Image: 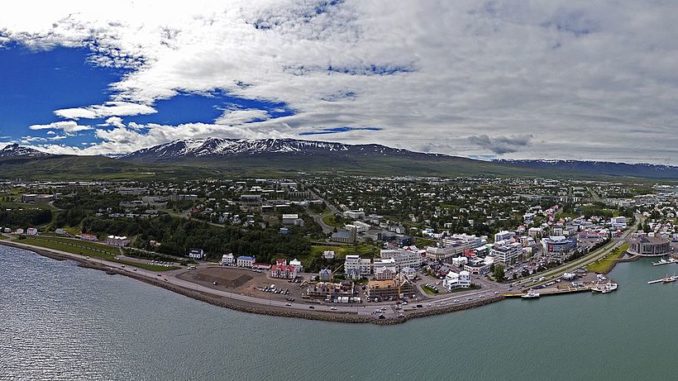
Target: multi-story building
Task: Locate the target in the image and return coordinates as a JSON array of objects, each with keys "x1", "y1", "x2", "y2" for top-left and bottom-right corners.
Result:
[
  {"x1": 490, "y1": 243, "x2": 523, "y2": 266},
  {"x1": 443, "y1": 270, "x2": 471, "y2": 290},
  {"x1": 236, "y1": 255, "x2": 255, "y2": 268},
  {"x1": 379, "y1": 249, "x2": 421, "y2": 270},
  {"x1": 344, "y1": 255, "x2": 372, "y2": 279}
]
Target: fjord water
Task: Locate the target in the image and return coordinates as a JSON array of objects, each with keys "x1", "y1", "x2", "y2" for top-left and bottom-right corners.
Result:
[{"x1": 1, "y1": 246, "x2": 677, "y2": 381}]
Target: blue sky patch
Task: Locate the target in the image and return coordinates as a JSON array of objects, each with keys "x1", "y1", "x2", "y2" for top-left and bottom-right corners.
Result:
[{"x1": 299, "y1": 126, "x2": 381, "y2": 136}]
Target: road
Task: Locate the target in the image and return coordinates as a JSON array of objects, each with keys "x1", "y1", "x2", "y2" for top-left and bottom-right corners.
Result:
[{"x1": 515, "y1": 214, "x2": 641, "y2": 288}]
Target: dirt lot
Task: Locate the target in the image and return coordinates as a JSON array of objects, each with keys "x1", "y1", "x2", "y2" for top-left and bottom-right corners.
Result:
[{"x1": 177, "y1": 266, "x2": 310, "y2": 303}]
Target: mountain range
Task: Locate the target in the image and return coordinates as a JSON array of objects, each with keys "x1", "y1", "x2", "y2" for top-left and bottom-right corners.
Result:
[{"x1": 2, "y1": 138, "x2": 678, "y2": 180}]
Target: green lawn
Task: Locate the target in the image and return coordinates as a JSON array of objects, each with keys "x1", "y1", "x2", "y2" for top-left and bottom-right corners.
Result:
[
  {"x1": 20, "y1": 236, "x2": 118, "y2": 260},
  {"x1": 321, "y1": 212, "x2": 345, "y2": 228},
  {"x1": 587, "y1": 243, "x2": 629, "y2": 274},
  {"x1": 19, "y1": 236, "x2": 181, "y2": 272}
]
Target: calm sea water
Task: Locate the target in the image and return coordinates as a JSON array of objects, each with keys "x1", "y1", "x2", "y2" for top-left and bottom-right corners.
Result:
[{"x1": 1, "y1": 245, "x2": 678, "y2": 381}]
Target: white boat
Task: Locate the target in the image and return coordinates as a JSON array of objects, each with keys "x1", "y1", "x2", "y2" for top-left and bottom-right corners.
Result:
[
  {"x1": 521, "y1": 290, "x2": 540, "y2": 299},
  {"x1": 593, "y1": 282, "x2": 618, "y2": 293}
]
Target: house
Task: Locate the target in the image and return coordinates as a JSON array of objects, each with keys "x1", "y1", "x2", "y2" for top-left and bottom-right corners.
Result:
[
  {"x1": 400, "y1": 266, "x2": 417, "y2": 280},
  {"x1": 271, "y1": 259, "x2": 298, "y2": 279},
  {"x1": 106, "y1": 235, "x2": 130, "y2": 247},
  {"x1": 26, "y1": 227, "x2": 38, "y2": 236},
  {"x1": 319, "y1": 268, "x2": 333, "y2": 281},
  {"x1": 237, "y1": 256, "x2": 256, "y2": 268},
  {"x1": 188, "y1": 248, "x2": 205, "y2": 260},
  {"x1": 289, "y1": 258, "x2": 304, "y2": 273},
  {"x1": 322, "y1": 250, "x2": 335, "y2": 260},
  {"x1": 80, "y1": 233, "x2": 98, "y2": 242},
  {"x1": 374, "y1": 266, "x2": 396, "y2": 280},
  {"x1": 221, "y1": 253, "x2": 235, "y2": 266}
]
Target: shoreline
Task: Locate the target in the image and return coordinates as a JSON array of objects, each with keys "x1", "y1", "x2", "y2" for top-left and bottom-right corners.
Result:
[{"x1": 0, "y1": 240, "x2": 504, "y2": 325}]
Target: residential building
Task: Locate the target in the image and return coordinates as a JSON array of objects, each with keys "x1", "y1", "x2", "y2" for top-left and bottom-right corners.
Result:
[
  {"x1": 271, "y1": 259, "x2": 298, "y2": 279},
  {"x1": 319, "y1": 268, "x2": 333, "y2": 281},
  {"x1": 494, "y1": 230, "x2": 515, "y2": 242},
  {"x1": 188, "y1": 248, "x2": 205, "y2": 260},
  {"x1": 237, "y1": 255, "x2": 256, "y2": 268},
  {"x1": 221, "y1": 253, "x2": 235, "y2": 266},
  {"x1": 344, "y1": 255, "x2": 372, "y2": 279},
  {"x1": 106, "y1": 235, "x2": 130, "y2": 247}
]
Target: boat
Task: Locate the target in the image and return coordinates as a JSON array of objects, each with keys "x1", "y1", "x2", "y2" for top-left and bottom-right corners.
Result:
[
  {"x1": 521, "y1": 290, "x2": 540, "y2": 299},
  {"x1": 652, "y1": 258, "x2": 671, "y2": 266},
  {"x1": 662, "y1": 275, "x2": 678, "y2": 284},
  {"x1": 592, "y1": 282, "x2": 618, "y2": 293},
  {"x1": 652, "y1": 258, "x2": 677, "y2": 266}
]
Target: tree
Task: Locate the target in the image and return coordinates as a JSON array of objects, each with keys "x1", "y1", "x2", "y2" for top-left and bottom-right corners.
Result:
[{"x1": 493, "y1": 264, "x2": 506, "y2": 282}]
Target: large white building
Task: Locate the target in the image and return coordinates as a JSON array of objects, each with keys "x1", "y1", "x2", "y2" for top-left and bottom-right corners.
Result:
[
  {"x1": 425, "y1": 234, "x2": 485, "y2": 262},
  {"x1": 443, "y1": 270, "x2": 471, "y2": 290},
  {"x1": 221, "y1": 253, "x2": 235, "y2": 266},
  {"x1": 494, "y1": 230, "x2": 515, "y2": 243},
  {"x1": 490, "y1": 243, "x2": 523, "y2": 266},
  {"x1": 236, "y1": 255, "x2": 255, "y2": 268},
  {"x1": 344, "y1": 255, "x2": 372, "y2": 279},
  {"x1": 380, "y1": 249, "x2": 421, "y2": 270}
]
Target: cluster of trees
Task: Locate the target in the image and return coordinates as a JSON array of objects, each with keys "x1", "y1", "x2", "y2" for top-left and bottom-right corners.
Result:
[
  {"x1": 0, "y1": 208, "x2": 52, "y2": 228},
  {"x1": 82, "y1": 214, "x2": 311, "y2": 263}
]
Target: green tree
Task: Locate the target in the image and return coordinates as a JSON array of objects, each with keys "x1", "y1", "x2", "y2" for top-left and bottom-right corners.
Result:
[{"x1": 493, "y1": 264, "x2": 506, "y2": 282}]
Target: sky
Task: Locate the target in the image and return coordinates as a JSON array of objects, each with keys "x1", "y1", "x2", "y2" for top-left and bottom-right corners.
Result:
[{"x1": 1, "y1": 0, "x2": 678, "y2": 163}]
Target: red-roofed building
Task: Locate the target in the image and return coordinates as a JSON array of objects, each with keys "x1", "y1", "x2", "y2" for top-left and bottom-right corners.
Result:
[{"x1": 271, "y1": 259, "x2": 298, "y2": 279}]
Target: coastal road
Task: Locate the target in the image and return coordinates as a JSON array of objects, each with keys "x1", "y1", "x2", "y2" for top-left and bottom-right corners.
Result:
[{"x1": 515, "y1": 215, "x2": 641, "y2": 289}]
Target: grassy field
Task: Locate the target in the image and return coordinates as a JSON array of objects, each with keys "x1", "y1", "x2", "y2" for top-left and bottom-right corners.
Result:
[
  {"x1": 321, "y1": 211, "x2": 344, "y2": 228},
  {"x1": 587, "y1": 243, "x2": 630, "y2": 274},
  {"x1": 19, "y1": 236, "x2": 180, "y2": 272},
  {"x1": 20, "y1": 236, "x2": 119, "y2": 260}
]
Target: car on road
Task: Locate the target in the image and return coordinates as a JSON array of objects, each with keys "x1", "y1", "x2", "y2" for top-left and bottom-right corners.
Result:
[
  {"x1": 309, "y1": 306, "x2": 315, "y2": 309},
  {"x1": 285, "y1": 303, "x2": 292, "y2": 307},
  {"x1": 330, "y1": 307, "x2": 337, "y2": 311}
]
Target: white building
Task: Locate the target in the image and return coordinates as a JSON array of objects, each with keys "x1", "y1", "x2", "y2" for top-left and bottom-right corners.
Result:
[
  {"x1": 494, "y1": 230, "x2": 515, "y2": 242},
  {"x1": 344, "y1": 210, "x2": 365, "y2": 220},
  {"x1": 188, "y1": 248, "x2": 205, "y2": 260},
  {"x1": 106, "y1": 235, "x2": 130, "y2": 247},
  {"x1": 380, "y1": 249, "x2": 421, "y2": 270},
  {"x1": 443, "y1": 270, "x2": 471, "y2": 290},
  {"x1": 289, "y1": 258, "x2": 304, "y2": 273},
  {"x1": 26, "y1": 227, "x2": 39, "y2": 236},
  {"x1": 344, "y1": 255, "x2": 372, "y2": 279},
  {"x1": 282, "y1": 214, "x2": 304, "y2": 226},
  {"x1": 221, "y1": 253, "x2": 235, "y2": 266},
  {"x1": 425, "y1": 234, "x2": 485, "y2": 262},
  {"x1": 372, "y1": 257, "x2": 397, "y2": 280},
  {"x1": 236, "y1": 255, "x2": 255, "y2": 268},
  {"x1": 400, "y1": 266, "x2": 417, "y2": 280},
  {"x1": 452, "y1": 257, "x2": 468, "y2": 267},
  {"x1": 490, "y1": 243, "x2": 523, "y2": 266}
]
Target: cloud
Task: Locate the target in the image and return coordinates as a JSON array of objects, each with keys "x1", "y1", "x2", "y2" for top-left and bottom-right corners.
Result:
[
  {"x1": 1, "y1": 1, "x2": 678, "y2": 162},
  {"x1": 54, "y1": 101, "x2": 156, "y2": 119},
  {"x1": 214, "y1": 109, "x2": 269, "y2": 125},
  {"x1": 468, "y1": 134, "x2": 533, "y2": 155},
  {"x1": 28, "y1": 120, "x2": 92, "y2": 135}
]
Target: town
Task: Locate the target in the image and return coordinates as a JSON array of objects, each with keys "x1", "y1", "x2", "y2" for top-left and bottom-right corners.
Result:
[{"x1": 2, "y1": 175, "x2": 677, "y2": 321}]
